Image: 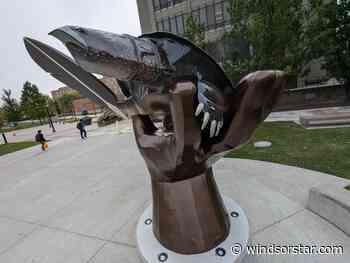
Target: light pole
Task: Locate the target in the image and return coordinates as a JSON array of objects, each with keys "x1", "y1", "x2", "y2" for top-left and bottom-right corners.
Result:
[
  {"x1": 46, "y1": 107, "x2": 56, "y2": 133},
  {"x1": 1, "y1": 133, "x2": 8, "y2": 144}
]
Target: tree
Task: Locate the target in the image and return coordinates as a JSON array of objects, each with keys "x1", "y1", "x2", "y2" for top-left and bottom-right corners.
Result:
[
  {"x1": 57, "y1": 92, "x2": 80, "y2": 114},
  {"x1": 20, "y1": 81, "x2": 47, "y2": 122},
  {"x1": 224, "y1": 0, "x2": 309, "y2": 84},
  {"x1": 183, "y1": 16, "x2": 206, "y2": 49},
  {"x1": 0, "y1": 108, "x2": 5, "y2": 128},
  {"x1": 1, "y1": 89, "x2": 22, "y2": 123},
  {"x1": 306, "y1": 0, "x2": 350, "y2": 94},
  {"x1": 46, "y1": 96, "x2": 60, "y2": 115}
]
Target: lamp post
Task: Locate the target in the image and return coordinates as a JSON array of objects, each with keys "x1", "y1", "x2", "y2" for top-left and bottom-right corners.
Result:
[
  {"x1": 1, "y1": 133, "x2": 8, "y2": 144},
  {"x1": 46, "y1": 107, "x2": 56, "y2": 133}
]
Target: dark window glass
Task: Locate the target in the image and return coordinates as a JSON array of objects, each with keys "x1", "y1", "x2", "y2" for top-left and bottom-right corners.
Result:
[
  {"x1": 215, "y1": 2, "x2": 224, "y2": 25},
  {"x1": 157, "y1": 21, "x2": 163, "y2": 31},
  {"x1": 163, "y1": 18, "x2": 171, "y2": 32},
  {"x1": 223, "y1": 1, "x2": 231, "y2": 24},
  {"x1": 176, "y1": 15, "x2": 185, "y2": 34},
  {"x1": 170, "y1": 17, "x2": 177, "y2": 33},
  {"x1": 153, "y1": 0, "x2": 160, "y2": 11},
  {"x1": 173, "y1": 0, "x2": 184, "y2": 4},
  {"x1": 160, "y1": 0, "x2": 170, "y2": 9},
  {"x1": 207, "y1": 5, "x2": 215, "y2": 29},
  {"x1": 200, "y1": 7, "x2": 207, "y2": 29}
]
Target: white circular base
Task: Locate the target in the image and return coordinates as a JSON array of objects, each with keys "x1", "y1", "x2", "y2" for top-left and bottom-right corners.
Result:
[{"x1": 136, "y1": 197, "x2": 250, "y2": 263}]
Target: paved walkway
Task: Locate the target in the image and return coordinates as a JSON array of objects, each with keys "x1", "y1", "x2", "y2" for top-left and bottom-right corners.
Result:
[
  {"x1": 3, "y1": 120, "x2": 132, "y2": 143},
  {"x1": 0, "y1": 130, "x2": 349, "y2": 262}
]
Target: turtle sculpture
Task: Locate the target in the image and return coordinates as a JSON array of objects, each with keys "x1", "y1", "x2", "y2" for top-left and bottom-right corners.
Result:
[{"x1": 24, "y1": 26, "x2": 288, "y2": 260}]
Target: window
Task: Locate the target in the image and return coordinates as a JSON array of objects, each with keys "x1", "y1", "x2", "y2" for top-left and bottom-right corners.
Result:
[
  {"x1": 207, "y1": 4, "x2": 216, "y2": 29},
  {"x1": 157, "y1": 21, "x2": 163, "y2": 31},
  {"x1": 156, "y1": 1, "x2": 232, "y2": 34},
  {"x1": 223, "y1": 1, "x2": 231, "y2": 25},
  {"x1": 163, "y1": 18, "x2": 171, "y2": 32},
  {"x1": 159, "y1": 0, "x2": 171, "y2": 9},
  {"x1": 170, "y1": 17, "x2": 177, "y2": 33},
  {"x1": 173, "y1": 0, "x2": 185, "y2": 4},
  {"x1": 215, "y1": 2, "x2": 224, "y2": 26},
  {"x1": 200, "y1": 7, "x2": 207, "y2": 28},
  {"x1": 176, "y1": 15, "x2": 185, "y2": 34},
  {"x1": 152, "y1": 0, "x2": 160, "y2": 11}
]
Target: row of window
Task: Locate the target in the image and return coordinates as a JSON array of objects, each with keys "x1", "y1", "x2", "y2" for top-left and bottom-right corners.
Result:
[
  {"x1": 152, "y1": 0, "x2": 186, "y2": 11},
  {"x1": 156, "y1": 1, "x2": 231, "y2": 35}
]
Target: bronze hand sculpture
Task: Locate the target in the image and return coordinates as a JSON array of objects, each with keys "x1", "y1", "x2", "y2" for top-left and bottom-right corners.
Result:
[
  {"x1": 23, "y1": 26, "x2": 288, "y2": 256},
  {"x1": 132, "y1": 72, "x2": 287, "y2": 254}
]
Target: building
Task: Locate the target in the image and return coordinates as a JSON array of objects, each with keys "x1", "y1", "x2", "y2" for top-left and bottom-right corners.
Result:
[
  {"x1": 136, "y1": 0, "x2": 328, "y2": 88},
  {"x1": 51, "y1": 86, "x2": 101, "y2": 114},
  {"x1": 51, "y1": 86, "x2": 75, "y2": 100},
  {"x1": 72, "y1": 98, "x2": 100, "y2": 114},
  {"x1": 137, "y1": 0, "x2": 233, "y2": 62}
]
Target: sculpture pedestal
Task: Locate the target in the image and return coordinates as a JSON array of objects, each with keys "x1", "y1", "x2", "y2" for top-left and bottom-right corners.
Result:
[{"x1": 137, "y1": 197, "x2": 249, "y2": 263}]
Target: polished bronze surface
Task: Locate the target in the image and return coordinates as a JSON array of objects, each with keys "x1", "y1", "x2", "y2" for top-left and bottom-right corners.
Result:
[
  {"x1": 151, "y1": 170, "x2": 229, "y2": 254},
  {"x1": 24, "y1": 28, "x2": 288, "y2": 255}
]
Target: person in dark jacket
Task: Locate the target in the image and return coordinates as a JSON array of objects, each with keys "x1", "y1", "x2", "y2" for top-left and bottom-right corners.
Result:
[
  {"x1": 77, "y1": 119, "x2": 87, "y2": 139},
  {"x1": 35, "y1": 130, "x2": 47, "y2": 151}
]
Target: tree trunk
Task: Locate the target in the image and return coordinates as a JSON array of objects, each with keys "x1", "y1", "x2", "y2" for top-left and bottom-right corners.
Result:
[{"x1": 345, "y1": 81, "x2": 350, "y2": 102}]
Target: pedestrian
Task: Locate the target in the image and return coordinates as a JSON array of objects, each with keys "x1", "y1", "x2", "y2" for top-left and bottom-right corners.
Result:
[
  {"x1": 35, "y1": 130, "x2": 47, "y2": 151},
  {"x1": 77, "y1": 119, "x2": 87, "y2": 139}
]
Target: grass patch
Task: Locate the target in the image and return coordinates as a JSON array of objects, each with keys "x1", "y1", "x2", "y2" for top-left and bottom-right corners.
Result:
[
  {"x1": 226, "y1": 122, "x2": 350, "y2": 180},
  {"x1": 0, "y1": 123, "x2": 46, "y2": 133},
  {"x1": 0, "y1": 142, "x2": 39, "y2": 156}
]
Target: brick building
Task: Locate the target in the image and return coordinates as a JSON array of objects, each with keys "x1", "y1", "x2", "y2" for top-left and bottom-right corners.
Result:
[
  {"x1": 51, "y1": 86, "x2": 75, "y2": 100},
  {"x1": 72, "y1": 98, "x2": 100, "y2": 114}
]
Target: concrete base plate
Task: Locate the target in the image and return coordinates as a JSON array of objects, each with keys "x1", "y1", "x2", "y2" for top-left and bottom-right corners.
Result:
[{"x1": 136, "y1": 197, "x2": 249, "y2": 263}]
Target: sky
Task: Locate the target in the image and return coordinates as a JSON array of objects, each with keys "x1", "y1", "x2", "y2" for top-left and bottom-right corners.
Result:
[{"x1": 0, "y1": 0, "x2": 141, "y2": 100}]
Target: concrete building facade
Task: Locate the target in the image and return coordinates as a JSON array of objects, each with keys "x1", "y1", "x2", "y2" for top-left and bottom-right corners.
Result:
[
  {"x1": 136, "y1": 0, "x2": 329, "y2": 88},
  {"x1": 137, "y1": 0, "x2": 233, "y2": 62}
]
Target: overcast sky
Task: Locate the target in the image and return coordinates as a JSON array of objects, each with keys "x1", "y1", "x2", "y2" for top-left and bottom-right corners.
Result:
[{"x1": 0, "y1": 0, "x2": 141, "y2": 100}]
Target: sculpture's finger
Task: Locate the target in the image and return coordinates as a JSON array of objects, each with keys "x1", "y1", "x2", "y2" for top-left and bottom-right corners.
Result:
[
  {"x1": 215, "y1": 121, "x2": 223, "y2": 137},
  {"x1": 201, "y1": 112, "x2": 210, "y2": 130},
  {"x1": 195, "y1": 103, "x2": 204, "y2": 116},
  {"x1": 132, "y1": 115, "x2": 145, "y2": 137},
  {"x1": 210, "y1": 120, "x2": 217, "y2": 138}
]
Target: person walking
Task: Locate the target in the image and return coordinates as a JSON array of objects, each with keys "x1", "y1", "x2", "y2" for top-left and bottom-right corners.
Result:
[
  {"x1": 35, "y1": 130, "x2": 47, "y2": 151},
  {"x1": 77, "y1": 119, "x2": 87, "y2": 139}
]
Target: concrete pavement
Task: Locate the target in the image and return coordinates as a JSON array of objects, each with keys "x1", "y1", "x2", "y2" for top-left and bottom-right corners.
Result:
[
  {"x1": 3, "y1": 120, "x2": 132, "y2": 143},
  {"x1": 0, "y1": 128, "x2": 349, "y2": 262}
]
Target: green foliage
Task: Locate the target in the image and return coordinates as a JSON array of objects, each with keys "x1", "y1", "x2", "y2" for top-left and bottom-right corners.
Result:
[
  {"x1": 20, "y1": 81, "x2": 47, "y2": 121},
  {"x1": 183, "y1": 16, "x2": 206, "y2": 49},
  {"x1": 1, "y1": 89, "x2": 22, "y2": 123},
  {"x1": 57, "y1": 92, "x2": 80, "y2": 114},
  {"x1": 225, "y1": 0, "x2": 308, "y2": 84},
  {"x1": 0, "y1": 141, "x2": 39, "y2": 156},
  {"x1": 306, "y1": 0, "x2": 350, "y2": 84},
  {"x1": 0, "y1": 109, "x2": 5, "y2": 128},
  {"x1": 46, "y1": 96, "x2": 60, "y2": 115}
]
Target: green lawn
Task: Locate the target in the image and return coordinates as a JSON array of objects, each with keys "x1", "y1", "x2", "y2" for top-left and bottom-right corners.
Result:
[
  {"x1": 0, "y1": 142, "x2": 39, "y2": 156},
  {"x1": 226, "y1": 122, "x2": 350, "y2": 180},
  {"x1": 0, "y1": 122, "x2": 46, "y2": 133}
]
